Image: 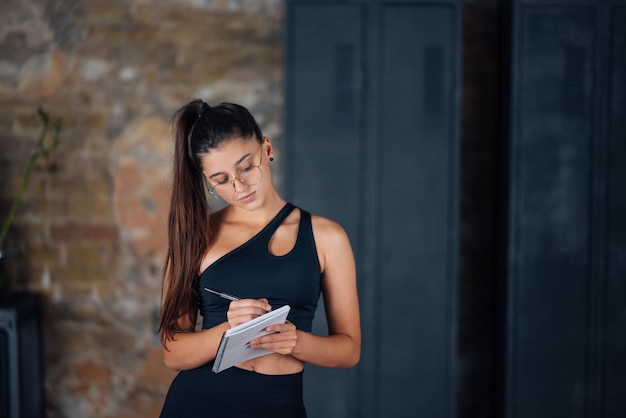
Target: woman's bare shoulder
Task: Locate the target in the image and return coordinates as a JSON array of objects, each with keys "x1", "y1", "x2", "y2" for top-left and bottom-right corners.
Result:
[
  {"x1": 310, "y1": 214, "x2": 351, "y2": 246},
  {"x1": 308, "y1": 213, "x2": 355, "y2": 276}
]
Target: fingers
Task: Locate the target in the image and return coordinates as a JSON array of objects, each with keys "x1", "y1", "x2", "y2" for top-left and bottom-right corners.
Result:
[
  {"x1": 226, "y1": 298, "x2": 271, "y2": 328},
  {"x1": 249, "y1": 322, "x2": 298, "y2": 355},
  {"x1": 263, "y1": 322, "x2": 295, "y2": 334}
]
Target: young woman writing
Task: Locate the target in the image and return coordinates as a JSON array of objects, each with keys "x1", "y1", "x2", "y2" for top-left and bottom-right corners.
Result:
[{"x1": 159, "y1": 101, "x2": 361, "y2": 417}]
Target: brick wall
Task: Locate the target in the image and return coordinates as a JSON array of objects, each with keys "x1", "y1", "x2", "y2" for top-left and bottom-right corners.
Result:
[{"x1": 0, "y1": 1, "x2": 283, "y2": 416}]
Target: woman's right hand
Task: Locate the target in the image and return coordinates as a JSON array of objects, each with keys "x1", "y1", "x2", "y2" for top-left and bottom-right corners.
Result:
[{"x1": 226, "y1": 298, "x2": 271, "y2": 328}]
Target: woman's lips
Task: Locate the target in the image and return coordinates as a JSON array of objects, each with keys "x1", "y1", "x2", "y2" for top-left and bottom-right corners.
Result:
[{"x1": 238, "y1": 191, "x2": 255, "y2": 203}]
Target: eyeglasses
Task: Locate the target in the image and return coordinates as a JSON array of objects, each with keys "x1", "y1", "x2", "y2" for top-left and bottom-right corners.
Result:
[{"x1": 207, "y1": 147, "x2": 264, "y2": 199}]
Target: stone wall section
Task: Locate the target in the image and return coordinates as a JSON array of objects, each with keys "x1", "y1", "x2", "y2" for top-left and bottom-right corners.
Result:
[{"x1": 0, "y1": 1, "x2": 284, "y2": 416}]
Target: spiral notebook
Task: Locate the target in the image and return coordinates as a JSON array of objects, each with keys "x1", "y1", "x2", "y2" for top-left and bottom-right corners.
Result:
[{"x1": 212, "y1": 304, "x2": 291, "y2": 373}]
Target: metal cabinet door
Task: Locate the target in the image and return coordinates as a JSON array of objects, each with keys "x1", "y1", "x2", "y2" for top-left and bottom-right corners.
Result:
[{"x1": 285, "y1": 1, "x2": 461, "y2": 417}]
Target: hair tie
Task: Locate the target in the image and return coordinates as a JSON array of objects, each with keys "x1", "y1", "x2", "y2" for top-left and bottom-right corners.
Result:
[
  {"x1": 198, "y1": 101, "x2": 209, "y2": 118},
  {"x1": 188, "y1": 101, "x2": 209, "y2": 166}
]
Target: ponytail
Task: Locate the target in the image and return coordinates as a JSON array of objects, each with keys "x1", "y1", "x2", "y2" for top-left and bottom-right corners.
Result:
[
  {"x1": 158, "y1": 99, "x2": 264, "y2": 346},
  {"x1": 159, "y1": 100, "x2": 211, "y2": 345}
]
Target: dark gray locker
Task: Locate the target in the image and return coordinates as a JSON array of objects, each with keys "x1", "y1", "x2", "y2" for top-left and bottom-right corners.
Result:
[
  {"x1": 286, "y1": 4, "x2": 363, "y2": 418},
  {"x1": 285, "y1": 1, "x2": 461, "y2": 417},
  {"x1": 379, "y1": 6, "x2": 459, "y2": 417},
  {"x1": 505, "y1": 1, "x2": 626, "y2": 417}
]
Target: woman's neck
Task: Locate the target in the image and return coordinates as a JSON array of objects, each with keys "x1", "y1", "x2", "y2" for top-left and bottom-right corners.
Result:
[{"x1": 226, "y1": 190, "x2": 286, "y2": 226}]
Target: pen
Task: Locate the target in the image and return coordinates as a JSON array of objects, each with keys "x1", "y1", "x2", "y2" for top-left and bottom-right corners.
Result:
[{"x1": 204, "y1": 288, "x2": 241, "y2": 301}]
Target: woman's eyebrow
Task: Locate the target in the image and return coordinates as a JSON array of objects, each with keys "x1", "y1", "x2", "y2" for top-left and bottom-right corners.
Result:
[{"x1": 207, "y1": 152, "x2": 253, "y2": 178}]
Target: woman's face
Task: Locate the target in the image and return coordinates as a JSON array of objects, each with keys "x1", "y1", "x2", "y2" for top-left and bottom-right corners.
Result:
[{"x1": 200, "y1": 136, "x2": 274, "y2": 209}]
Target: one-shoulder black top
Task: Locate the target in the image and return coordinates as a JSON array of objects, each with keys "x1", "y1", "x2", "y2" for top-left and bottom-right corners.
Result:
[{"x1": 198, "y1": 203, "x2": 321, "y2": 332}]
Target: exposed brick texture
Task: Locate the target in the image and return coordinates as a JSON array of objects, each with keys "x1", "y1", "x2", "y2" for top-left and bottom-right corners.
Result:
[{"x1": 0, "y1": 1, "x2": 283, "y2": 416}]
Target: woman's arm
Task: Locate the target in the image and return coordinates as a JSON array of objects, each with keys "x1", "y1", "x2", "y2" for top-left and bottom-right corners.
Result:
[
  {"x1": 162, "y1": 285, "x2": 271, "y2": 371},
  {"x1": 162, "y1": 324, "x2": 229, "y2": 371},
  {"x1": 250, "y1": 217, "x2": 361, "y2": 368}
]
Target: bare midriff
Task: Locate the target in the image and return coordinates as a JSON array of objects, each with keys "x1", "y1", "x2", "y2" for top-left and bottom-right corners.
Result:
[{"x1": 236, "y1": 353, "x2": 304, "y2": 375}]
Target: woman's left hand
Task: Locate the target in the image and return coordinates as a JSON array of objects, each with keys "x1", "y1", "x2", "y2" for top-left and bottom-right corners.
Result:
[{"x1": 249, "y1": 321, "x2": 298, "y2": 355}]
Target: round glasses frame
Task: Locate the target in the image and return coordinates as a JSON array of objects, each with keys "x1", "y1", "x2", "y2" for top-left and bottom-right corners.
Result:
[{"x1": 206, "y1": 149, "x2": 265, "y2": 200}]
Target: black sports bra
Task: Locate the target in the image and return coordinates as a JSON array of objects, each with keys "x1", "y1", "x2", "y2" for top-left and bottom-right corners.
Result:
[{"x1": 198, "y1": 203, "x2": 321, "y2": 332}]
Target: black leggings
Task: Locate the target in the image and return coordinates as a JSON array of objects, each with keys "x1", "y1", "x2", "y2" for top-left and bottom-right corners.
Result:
[{"x1": 160, "y1": 362, "x2": 307, "y2": 418}]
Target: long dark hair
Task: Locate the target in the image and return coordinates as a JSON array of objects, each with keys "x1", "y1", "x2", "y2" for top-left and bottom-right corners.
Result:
[{"x1": 159, "y1": 100, "x2": 263, "y2": 345}]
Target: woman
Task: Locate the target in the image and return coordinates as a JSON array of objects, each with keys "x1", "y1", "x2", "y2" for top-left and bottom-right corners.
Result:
[{"x1": 159, "y1": 100, "x2": 361, "y2": 417}]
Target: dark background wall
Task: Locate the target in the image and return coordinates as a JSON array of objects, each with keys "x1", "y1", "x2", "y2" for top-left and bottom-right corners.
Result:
[{"x1": 286, "y1": 0, "x2": 625, "y2": 417}]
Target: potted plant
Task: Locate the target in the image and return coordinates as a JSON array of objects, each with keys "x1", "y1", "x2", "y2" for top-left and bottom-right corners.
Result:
[{"x1": 0, "y1": 107, "x2": 61, "y2": 297}]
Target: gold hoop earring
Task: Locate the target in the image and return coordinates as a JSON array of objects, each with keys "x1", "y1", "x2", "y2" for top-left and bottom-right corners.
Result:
[{"x1": 207, "y1": 188, "x2": 223, "y2": 201}]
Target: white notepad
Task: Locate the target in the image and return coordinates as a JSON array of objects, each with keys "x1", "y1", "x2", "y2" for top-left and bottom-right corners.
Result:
[{"x1": 212, "y1": 305, "x2": 291, "y2": 373}]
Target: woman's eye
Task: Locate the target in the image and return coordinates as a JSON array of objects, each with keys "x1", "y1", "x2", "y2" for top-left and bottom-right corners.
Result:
[
  {"x1": 215, "y1": 177, "x2": 229, "y2": 185},
  {"x1": 241, "y1": 165, "x2": 254, "y2": 172}
]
